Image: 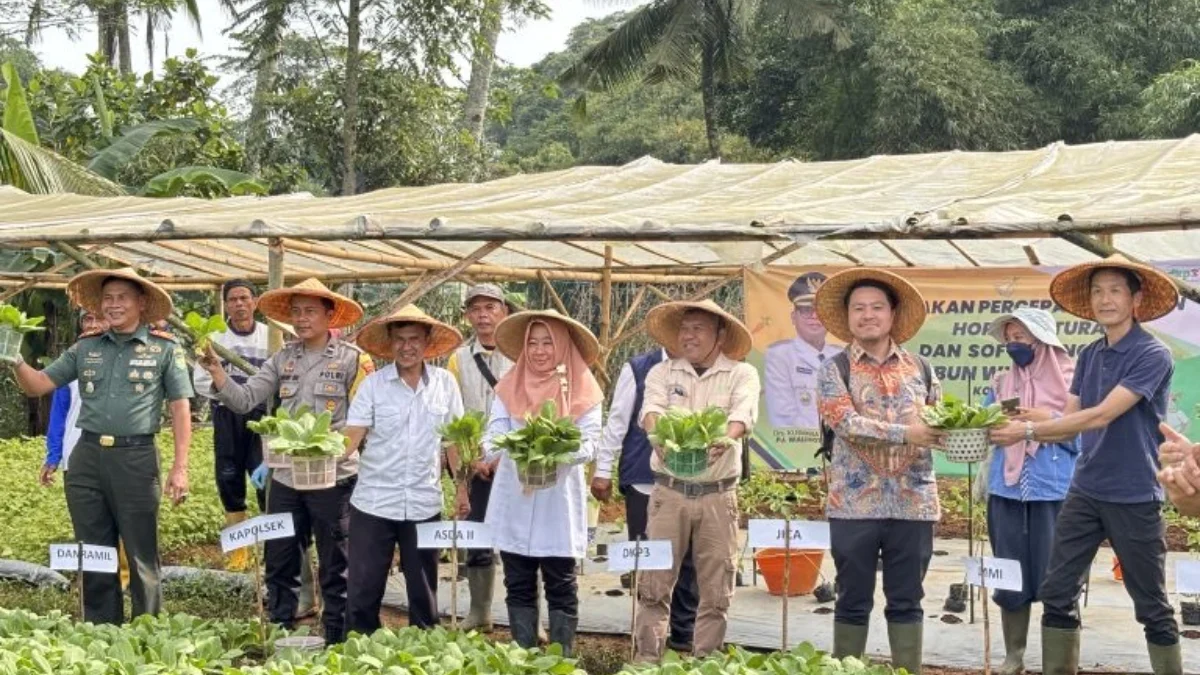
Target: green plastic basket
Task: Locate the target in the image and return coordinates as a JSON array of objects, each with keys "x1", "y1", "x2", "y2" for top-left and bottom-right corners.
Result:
[{"x1": 665, "y1": 450, "x2": 707, "y2": 477}]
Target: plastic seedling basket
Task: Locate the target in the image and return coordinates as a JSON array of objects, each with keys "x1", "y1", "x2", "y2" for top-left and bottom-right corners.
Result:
[
  {"x1": 291, "y1": 455, "x2": 337, "y2": 490},
  {"x1": 940, "y1": 428, "x2": 991, "y2": 463},
  {"x1": 0, "y1": 325, "x2": 22, "y2": 362},
  {"x1": 664, "y1": 450, "x2": 707, "y2": 477},
  {"x1": 261, "y1": 436, "x2": 291, "y2": 469},
  {"x1": 517, "y1": 461, "x2": 558, "y2": 490}
]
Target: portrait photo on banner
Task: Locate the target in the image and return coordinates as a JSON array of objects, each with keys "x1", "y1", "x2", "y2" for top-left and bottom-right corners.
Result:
[{"x1": 742, "y1": 262, "x2": 1200, "y2": 476}]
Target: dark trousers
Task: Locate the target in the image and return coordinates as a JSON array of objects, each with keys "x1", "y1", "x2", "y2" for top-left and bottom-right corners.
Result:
[
  {"x1": 466, "y1": 475, "x2": 493, "y2": 568},
  {"x1": 987, "y1": 495, "x2": 1061, "y2": 610},
  {"x1": 265, "y1": 478, "x2": 353, "y2": 642},
  {"x1": 1039, "y1": 490, "x2": 1178, "y2": 645},
  {"x1": 830, "y1": 518, "x2": 933, "y2": 625},
  {"x1": 347, "y1": 507, "x2": 440, "y2": 633},
  {"x1": 624, "y1": 485, "x2": 698, "y2": 644},
  {"x1": 500, "y1": 552, "x2": 578, "y2": 615},
  {"x1": 64, "y1": 439, "x2": 161, "y2": 624},
  {"x1": 212, "y1": 405, "x2": 265, "y2": 513}
]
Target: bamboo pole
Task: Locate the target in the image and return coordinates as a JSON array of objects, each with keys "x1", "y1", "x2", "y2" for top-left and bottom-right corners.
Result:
[
  {"x1": 283, "y1": 239, "x2": 723, "y2": 283},
  {"x1": 1057, "y1": 231, "x2": 1200, "y2": 305},
  {"x1": 267, "y1": 238, "x2": 285, "y2": 354},
  {"x1": 612, "y1": 286, "x2": 648, "y2": 346},
  {"x1": 385, "y1": 241, "x2": 505, "y2": 312},
  {"x1": 537, "y1": 272, "x2": 570, "y2": 316},
  {"x1": 599, "y1": 245, "x2": 613, "y2": 352}
]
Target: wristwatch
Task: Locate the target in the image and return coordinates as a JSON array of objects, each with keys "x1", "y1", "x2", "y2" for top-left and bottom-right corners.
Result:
[{"x1": 1024, "y1": 421, "x2": 1035, "y2": 443}]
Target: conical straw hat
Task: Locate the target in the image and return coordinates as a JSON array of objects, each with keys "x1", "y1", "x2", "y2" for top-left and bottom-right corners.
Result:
[
  {"x1": 355, "y1": 304, "x2": 463, "y2": 360},
  {"x1": 494, "y1": 309, "x2": 601, "y2": 365},
  {"x1": 814, "y1": 268, "x2": 927, "y2": 344},
  {"x1": 66, "y1": 267, "x2": 174, "y2": 324},
  {"x1": 256, "y1": 278, "x2": 364, "y2": 329},
  {"x1": 1049, "y1": 254, "x2": 1179, "y2": 322},
  {"x1": 645, "y1": 299, "x2": 752, "y2": 361}
]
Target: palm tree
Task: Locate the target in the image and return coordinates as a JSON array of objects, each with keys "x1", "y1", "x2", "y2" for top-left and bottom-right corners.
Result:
[
  {"x1": 25, "y1": 0, "x2": 207, "y2": 73},
  {"x1": 559, "y1": 0, "x2": 848, "y2": 159}
]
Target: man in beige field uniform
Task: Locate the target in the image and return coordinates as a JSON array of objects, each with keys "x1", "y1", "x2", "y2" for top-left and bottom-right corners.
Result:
[{"x1": 633, "y1": 299, "x2": 760, "y2": 660}]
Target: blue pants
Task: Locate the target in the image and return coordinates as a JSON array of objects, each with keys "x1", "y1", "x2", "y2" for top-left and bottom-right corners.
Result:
[{"x1": 986, "y1": 495, "x2": 1060, "y2": 611}]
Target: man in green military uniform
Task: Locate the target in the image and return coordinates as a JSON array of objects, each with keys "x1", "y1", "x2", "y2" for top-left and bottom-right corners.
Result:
[{"x1": 4, "y1": 267, "x2": 193, "y2": 624}]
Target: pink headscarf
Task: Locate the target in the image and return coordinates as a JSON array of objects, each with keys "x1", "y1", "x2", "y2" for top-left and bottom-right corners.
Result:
[{"x1": 995, "y1": 336, "x2": 1075, "y2": 486}]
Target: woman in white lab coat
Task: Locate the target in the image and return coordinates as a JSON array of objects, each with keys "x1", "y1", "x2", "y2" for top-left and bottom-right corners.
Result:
[{"x1": 483, "y1": 310, "x2": 602, "y2": 656}]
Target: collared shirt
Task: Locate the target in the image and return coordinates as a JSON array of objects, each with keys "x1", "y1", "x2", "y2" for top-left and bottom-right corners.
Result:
[
  {"x1": 817, "y1": 341, "x2": 941, "y2": 521},
  {"x1": 44, "y1": 324, "x2": 194, "y2": 436},
  {"x1": 595, "y1": 348, "x2": 667, "y2": 493},
  {"x1": 214, "y1": 335, "x2": 373, "y2": 488},
  {"x1": 1070, "y1": 322, "x2": 1173, "y2": 504},
  {"x1": 447, "y1": 338, "x2": 513, "y2": 416},
  {"x1": 639, "y1": 353, "x2": 761, "y2": 483},
  {"x1": 764, "y1": 337, "x2": 843, "y2": 429},
  {"x1": 347, "y1": 364, "x2": 464, "y2": 521}
]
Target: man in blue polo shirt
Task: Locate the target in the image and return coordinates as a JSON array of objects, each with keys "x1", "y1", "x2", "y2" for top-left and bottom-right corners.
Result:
[{"x1": 991, "y1": 255, "x2": 1182, "y2": 675}]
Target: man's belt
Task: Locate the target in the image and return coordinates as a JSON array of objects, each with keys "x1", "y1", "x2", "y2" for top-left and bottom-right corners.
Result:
[
  {"x1": 81, "y1": 431, "x2": 155, "y2": 448},
  {"x1": 654, "y1": 474, "x2": 738, "y2": 498}
]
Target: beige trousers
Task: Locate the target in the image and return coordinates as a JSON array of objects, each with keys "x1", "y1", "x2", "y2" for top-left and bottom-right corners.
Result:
[{"x1": 633, "y1": 484, "x2": 739, "y2": 661}]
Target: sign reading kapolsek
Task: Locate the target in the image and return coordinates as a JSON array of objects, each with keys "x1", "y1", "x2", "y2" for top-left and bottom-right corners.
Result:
[
  {"x1": 220, "y1": 513, "x2": 296, "y2": 553},
  {"x1": 49, "y1": 543, "x2": 120, "y2": 573}
]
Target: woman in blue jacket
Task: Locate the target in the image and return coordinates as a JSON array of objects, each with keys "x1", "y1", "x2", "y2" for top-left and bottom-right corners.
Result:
[{"x1": 985, "y1": 307, "x2": 1078, "y2": 675}]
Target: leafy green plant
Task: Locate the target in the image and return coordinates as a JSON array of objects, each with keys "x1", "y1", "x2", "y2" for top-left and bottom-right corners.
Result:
[
  {"x1": 246, "y1": 405, "x2": 311, "y2": 438},
  {"x1": 0, "y1": 303, "x2": 45, "y2": 334},
  {"x1": 616, "y1": 641, "x2": 899, "y2": 675},
  {"x1": 494, "y1": 401, "x2": 582, "y2": 471},
  {"x1": 184, "y1": 310, "x2": 228, "y2": 356},
  {"x1": 921, "y1": 394, "x2": 1007, "y2": 430},
  {"x1": 739, "y1": 471, "x2": 813, "y2": 521},
  {"x1": 268, "y1": 411, "x2": 346, "y2": 458},
  {"x1": 0, "y1": 431, "x2": 228, "y2": 562},
  {"x1": 439, "y1": 410, "x2": 487, "y2": 478},
  {"x1": 649, "y1": 406, "x2": 731, "y2": 456}
]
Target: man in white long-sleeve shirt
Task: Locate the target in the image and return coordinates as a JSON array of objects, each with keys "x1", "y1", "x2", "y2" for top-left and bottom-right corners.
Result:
[
  {"x1": 591, "y1": 347, "x2": 699, "y2": 652},
  {"x1": 192, "y1": 280, "x2": 271, "y2": 571}
]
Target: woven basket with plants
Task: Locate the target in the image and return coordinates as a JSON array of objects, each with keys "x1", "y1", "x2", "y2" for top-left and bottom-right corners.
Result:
[
  {"x1": 493, "y1": 401, "x2": 581, "y2": 491},
  {"x1": 247, "y1": 406, "x2": 315, "y2": 469},
  {"x1": 920, "y1": 394, "x2": 1008, "y2": 463},
  {"x1": 262, "y1": 410, "x2": 346, "y2": 490},
  {"x1": 649, "y1": 406, "x2": 731, "y2": 477}
]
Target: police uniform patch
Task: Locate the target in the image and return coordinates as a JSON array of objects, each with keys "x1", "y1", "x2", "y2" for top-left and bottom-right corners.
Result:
[
  {"x1": 325, "y1": 400, "x2": 337, "y2": 411},
  {"x1": 84, "y1": 382, "x2": 95, "y2": 394},
  {"x1": 796, "y1": 366, "x2": 814, "y2": 375},
  {"x1": 130, "y1": 359, "x2": 157, "y2": 368},
  {"x1": 143, "y1": 370, "x2": 154, "y2": 380},
  {"x1": 130, "y1": 370, "x2": 141, "y2": 380},
  {"x1": 135, "y1": 383, "x2": 145, "y2": 393},
  {"x1": 82, "y1": 370, "x2": 96, "y2": 378},
  {"x1": 135, "y1": 345, "x2": 146, "y2": 354},
  {"x1": 149, "y1": 345, "x2": 163, "y2": 354}
]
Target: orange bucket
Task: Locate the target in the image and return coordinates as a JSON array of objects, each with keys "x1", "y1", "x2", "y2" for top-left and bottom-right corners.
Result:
[{"x1": 754, "y1": 548, "x2": 824, "y2": 596}]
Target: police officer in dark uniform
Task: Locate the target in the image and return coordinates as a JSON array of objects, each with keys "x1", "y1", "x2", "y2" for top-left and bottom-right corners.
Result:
[{"x1": 6, "y1": 268, "x2": 193, "y2": 624}]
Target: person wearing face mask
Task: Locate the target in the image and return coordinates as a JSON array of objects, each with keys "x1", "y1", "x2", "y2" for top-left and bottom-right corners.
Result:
[
  {"x1": 983, "y1": 307, "x2": 1078, "y2": 675},
  {"x1": 483, "y1": 310, "x2": 604, "y2": 657}
]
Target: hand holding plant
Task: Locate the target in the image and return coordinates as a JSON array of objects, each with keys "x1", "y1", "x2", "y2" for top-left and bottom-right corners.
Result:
[
  {"x1": 920, "y1": 394, "x2": 1008, "y2": 430},
  {"x1": 184, "y1": 311, "x2": 228, "y2": 358}
]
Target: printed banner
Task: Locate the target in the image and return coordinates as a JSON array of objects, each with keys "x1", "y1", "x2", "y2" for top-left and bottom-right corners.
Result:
[{"x1": 744, "y1": 263, "x2": 1200, "y2": 475}]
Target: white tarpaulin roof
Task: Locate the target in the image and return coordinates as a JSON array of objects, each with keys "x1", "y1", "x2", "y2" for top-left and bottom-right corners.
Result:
[{"x1": 2, "y1": 136, "x2": 1200, "y2": 284}]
